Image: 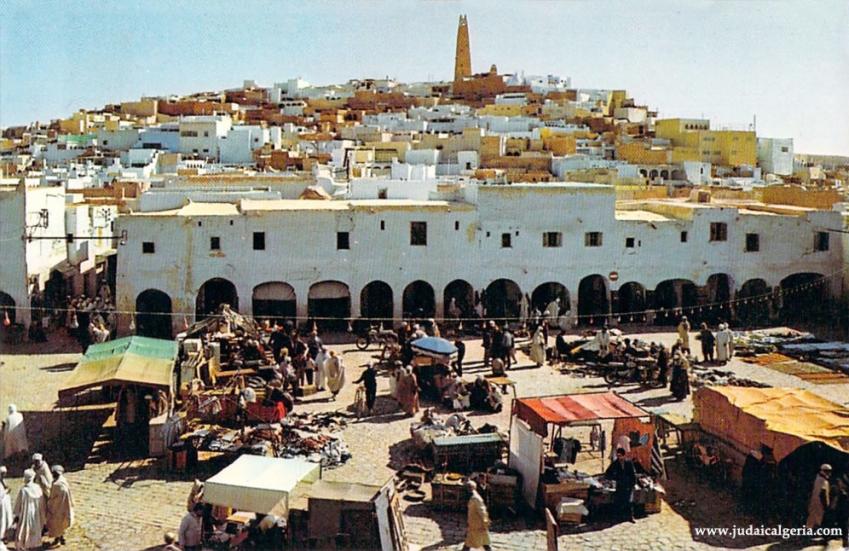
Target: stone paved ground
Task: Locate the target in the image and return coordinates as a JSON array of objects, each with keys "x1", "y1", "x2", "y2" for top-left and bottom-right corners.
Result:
[{"x1": 2, "y1": 327, "x2": 849, "y2": 550}]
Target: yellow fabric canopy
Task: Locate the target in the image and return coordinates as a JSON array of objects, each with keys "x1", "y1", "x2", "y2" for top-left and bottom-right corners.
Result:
[
  {"x1": 60, "y1": 336, "x2": 177, "y2": 396},
  {"x1": 694, "y1": 386, "x2": 849, "y2": 462}
]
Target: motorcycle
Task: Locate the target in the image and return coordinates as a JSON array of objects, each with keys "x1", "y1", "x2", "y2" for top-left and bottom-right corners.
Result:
[{"x1": 355, "y1": 325, "x2": 398, "y2": 351}]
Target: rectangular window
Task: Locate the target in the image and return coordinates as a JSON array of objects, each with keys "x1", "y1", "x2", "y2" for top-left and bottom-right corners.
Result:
[
  {"x1": 814, "y1": 231, "x2": 829, "y2": 252},
  {"x1": 542, "y1": 232, "x2": 562, "y2": 248},
  {"x1": 709, "y1": 222, "x2": 727, "y2": 242},
  {"x1": 501, "y1": 233, "x2": 512, "y2": 248},
  {"x1": 337, "y1": 231, "x2": 350, "y2": 250},
  {"x1": 210, "y1": 236, "x2": 221, "y2": 250},
  {"x1": 380, "y1": 220, "x2": 385, "y2": 231},
  {"x1": 410, "y1": 221, "x2": 427, "y2": 246},
  {"x1": 585, "y1": 232, "x2": 603, "y2": 247},
  {"x1": 625, "y1": 237, "x2": 635, "y2": 248},
  {"x1": 66, "y1": 233, "x2": 73, "y2": 244},
  {"x1": 253, "y1": 232, "x2": 265, "y2": 250},
  {"x1": 680, "y1": 230, "x2": 688, "y2": 243},
  {"x1": 745, "y1": 233, "x2": 759, "y2": 252},
  {"x1": 142, "y1": 241, "x2": 155, "y2": 254},
  {"x1": 454, "y1": 221, "x2": 460, "y2": 231}
]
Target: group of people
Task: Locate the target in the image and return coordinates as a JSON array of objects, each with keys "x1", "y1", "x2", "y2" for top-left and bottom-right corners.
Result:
[
  {"x1": 66, "y1": 293, "x2": 117, "y2": 350},
  {"x1": 0, "y1": 454, "x2": 75, "y2": 550}
]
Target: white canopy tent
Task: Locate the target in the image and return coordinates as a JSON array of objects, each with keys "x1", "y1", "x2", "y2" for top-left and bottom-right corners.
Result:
[{"x1": 203, "y1": 455, "x2": 320, "y2": 515}]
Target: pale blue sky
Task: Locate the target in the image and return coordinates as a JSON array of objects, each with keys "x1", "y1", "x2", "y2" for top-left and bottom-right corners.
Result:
[{"x1": 2, "y1": 0, "x2": 848, "y2": 154}]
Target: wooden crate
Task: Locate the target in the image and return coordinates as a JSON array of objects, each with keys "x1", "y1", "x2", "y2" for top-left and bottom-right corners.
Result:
[
  {"x1": 431, "y1": 474, "x2": 466, "y2": 511},
  {"x1": 483, "y1": 473, "x2": 519, "y2": 514}
]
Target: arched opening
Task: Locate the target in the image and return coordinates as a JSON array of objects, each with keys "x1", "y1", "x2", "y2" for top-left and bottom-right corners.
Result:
[
  {"x1": 196, "y1": 278, "x2": 239, "y2": 319},
  {"x1": 780, "y1": 273, "x2": 827, "y2": 323},
  {"x1": 704, "y1": 273, "x2": 733, "y2": 323},
  {"x1": 135, "y1": 289, "x2": 173, "y2": 339},
  {"x1": 660, "y1": 169, "x2": 669, "y2": 180},
  {"x1": 649, "y1": 169, "x2": 659, "y2": 180},
  {"x1": 652, "y1": 279, "x2": 698, "y2": 325},
  {"x1": 614, "y1": 282, "x2": 646, "y2": 322},
  {"x1": 737, "y1": 279, "x2": 771, "y2": 327},
  {"x1": 0, "y1": 291, "x2": 16, "y2": 325},
  {"x1": 403, "y1": 280, "x2": 436, "y2": 319},
  {"x1": 308, "y1": 281, "x2": 351, "y2": 331},
  {"x1": 360, "y1": 281, "x2": 393, "y2": 323},
  {"x1": 485, "y1": 279, "x2": 522, "y2": 321},
  {"x1": 444, "y1": 280, "x2": 474, "y2": 319},
  {"x1": 531, "y1": 282, "x2": 570, "y2": 316},
  {"x1": 671, "y1": 169, "x2": 687, "y2": 180},
  {"x1": 639, "y1": 169, "x2": 648, "y2": 178},
  {"x1": 578, "y1": 275, "x2": 609, "y2": 324},
  {"x1": 252, "y1": 282, "x2": 296, "y2": 323}
]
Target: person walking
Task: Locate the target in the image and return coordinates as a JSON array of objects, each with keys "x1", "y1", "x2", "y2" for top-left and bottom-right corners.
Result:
[
  {"x1": 2, "y1": 405, "x2": 28, "y2": 460},
  {"x1": 352, "y1": 363, "x2": 378, "y2": 415},
  {"x1": 47, "y1": 465, "x2": 74, "y2": 546},
  {"x1": 454, "y1": 338, "x2": 466, "y2": 376},
  {"x1": 676, "y1": 316, "x2": 691, "y2": 353},
  {"x1": 325, "y1": 351, "x2": 346, "y2": 401},
  {"x1": 461, "y1": 481, "x2": 491, "y2": 551},
  {"x1": 178, "y1": 503, "x2": 204, "y2": 551},
  {"x1": 14, "y1": 469, "x2": 46, "y2": 551},
  {"x1": 529, "y1": 325, "x2": 546, "y2": 367},
  {"x1": 0, "y1": 466, "x2": 12, "y2": 551},
  {"x1": 670, "y1": 351, "x2": 691, "y2": 401}
]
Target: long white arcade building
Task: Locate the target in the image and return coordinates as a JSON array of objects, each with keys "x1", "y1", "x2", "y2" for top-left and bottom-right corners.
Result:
[{"x1": 115, "y1": 182, "x2": 844, "y2": 338}]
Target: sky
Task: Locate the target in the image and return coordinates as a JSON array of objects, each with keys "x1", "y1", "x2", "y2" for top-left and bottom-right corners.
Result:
[{"x1": 2, "y1": 0, "x2": 848, "y2": 155}]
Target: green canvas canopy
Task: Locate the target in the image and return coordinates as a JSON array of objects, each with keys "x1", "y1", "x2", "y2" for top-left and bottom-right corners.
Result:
[{"x1": 59, "y1": 336, "x2": 178, "y2": 396}]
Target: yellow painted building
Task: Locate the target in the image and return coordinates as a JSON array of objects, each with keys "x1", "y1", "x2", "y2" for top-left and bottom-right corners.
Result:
[
  {"x1": 616, "y1": 142, "x2": 671, "y2": 165},
  {"x1": 655, "y1": 118, "x2": 756, "y2": 167}
]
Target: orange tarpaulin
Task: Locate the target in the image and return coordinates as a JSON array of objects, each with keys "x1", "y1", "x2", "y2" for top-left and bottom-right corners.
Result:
[
  {"x1": 514, "y1": 392, "x2": 649, "y2": 436},
  {"x1": 693, "y1": 386, "x2": 849, "y2": 462}
]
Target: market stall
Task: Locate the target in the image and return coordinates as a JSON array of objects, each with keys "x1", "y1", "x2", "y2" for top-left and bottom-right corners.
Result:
[
  {"x1": 202, "y1": 455, "x2": 320, "y2": 548},
  {"x1": 58, "y1": 336, "x2": 177, "y2": 456},
  {"x1": 509, "y1": 391, "x2": 664, "y2": 524}
]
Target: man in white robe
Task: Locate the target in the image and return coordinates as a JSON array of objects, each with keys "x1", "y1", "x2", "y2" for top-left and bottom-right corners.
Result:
[
  {"x1": 2, "y1": 405, "x2": 28, "y2": 460},
  {"x1": 544, "y1": 298, "x2": 560, "y2": 324},
  {"x1": 31, "y1": 453, "x2": 53, "y2": 499},
  {"x1": 0, "y1": 466, "x2": 12, "y2": 551},
  {"x1": 47, "y1": 465, "x2": 75, "y2": 546},
  {"x1": 529, "y1": 326, "x2": 546, "y2": 367},
  {"x1": 715, "y1": 323, "x2": 733, "y2": 363},
  {"x1": 14, "y1": 469, "x2": 46, "y2": 551}
]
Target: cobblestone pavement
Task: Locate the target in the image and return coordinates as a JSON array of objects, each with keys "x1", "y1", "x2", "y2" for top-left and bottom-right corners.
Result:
[{"x1": 2, "y1": 328, "x2": 848, "y2": 550}]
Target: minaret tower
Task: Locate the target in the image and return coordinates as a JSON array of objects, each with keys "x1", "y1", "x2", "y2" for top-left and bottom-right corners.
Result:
[{"x1": 454, "y1": 15, "x2": 472, "y2": 84}]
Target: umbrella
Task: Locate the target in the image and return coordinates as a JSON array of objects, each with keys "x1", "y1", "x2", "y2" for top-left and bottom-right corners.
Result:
[{"x1": 411, "y1": 337, "x2": 457, "y2": 357}]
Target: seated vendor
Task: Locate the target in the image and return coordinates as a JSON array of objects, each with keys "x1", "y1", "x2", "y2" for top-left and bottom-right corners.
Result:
[{"x1": 470, "y1": 376, "x2": 502, "y2": 413}]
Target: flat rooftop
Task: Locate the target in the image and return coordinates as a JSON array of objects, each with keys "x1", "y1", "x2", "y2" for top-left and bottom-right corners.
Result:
[{"x1": 129, "y1": 198, "x2": 475, "y2": 217}]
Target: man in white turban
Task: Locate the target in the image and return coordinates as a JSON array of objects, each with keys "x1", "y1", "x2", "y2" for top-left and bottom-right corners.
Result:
[
  {"x1": 31, "y1": 453, "x2": 53, "y2": 498},
  {"x1": 2, "y1": 405, "x2": 28, "y2": 459},
  {"x1": 14, "y1": 469, "x2": 46, "y2": 551},
  {"x1": 47, "y1": 465, "x2": 75, "y2": 546}
]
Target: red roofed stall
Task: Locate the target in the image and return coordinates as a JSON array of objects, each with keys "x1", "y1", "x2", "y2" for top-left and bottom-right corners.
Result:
[{"x1": 508, "y1": 392, "x2": 659, "y2": 517}]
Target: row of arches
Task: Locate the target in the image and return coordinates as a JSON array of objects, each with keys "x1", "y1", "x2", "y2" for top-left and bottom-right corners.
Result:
[{"x1": 133, "y1": 272, "x2": 832, "y2": 338}]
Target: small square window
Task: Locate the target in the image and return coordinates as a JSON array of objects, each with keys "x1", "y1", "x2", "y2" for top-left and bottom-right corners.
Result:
[
  {"x1": 210, "y1": 236, "x2": 221, "y2": 250},
  {"x1": 142, "y1": 241, "x2": 155, "y2": 254},
  {"x1": 410, "y1": 222, "x2": 427, "y2": 246},
  {"x1": 710, "y1": 222, "x2": 727, "y2": 242},
  {"x1": 585, "y1": 232, "x2": 603, "y2": 247},
  {"x1": 745, "y1": 233, "x2": 759, "y2": 252},
  {"x1": 680, "y1": 231, "x2": 688, "y2": 243},
  {"x1": 543, "y1": 232, "x2": 562, "y2": 248},
  {"x1": 625, "y1": 237, "x2": 635, "y2": 248},
  {"x1": 814, "y1": 231, "x2": 829, "y2": 252},
  {"x1": 337, "y1": 231, "x2": 350, "y2": 250},
  {"x1": 253, "y1": 232, "x2": 265, "y2": 250},
  {"x1": 501, "y1": 233, "x2": 512, "y2": 248}
]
